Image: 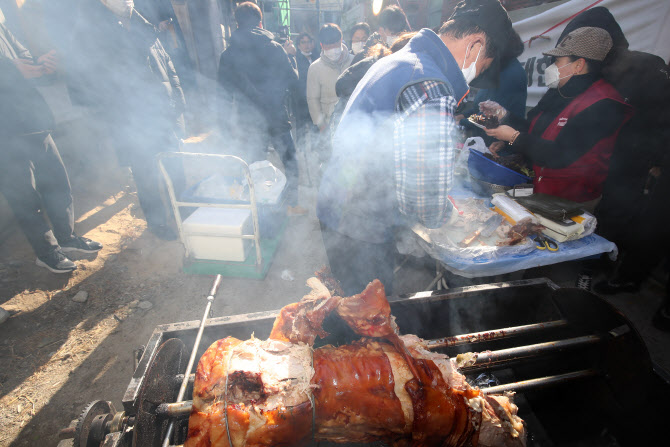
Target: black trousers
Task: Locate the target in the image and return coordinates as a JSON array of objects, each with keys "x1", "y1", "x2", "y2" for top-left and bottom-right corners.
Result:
[
  {"x1": 320, "y1": 221, "x2": 395, "y2": 296},
  {"x1": 0, "y1": 132, "x2": 74, "y2": 257},
  {"x1": 128, "y1": 146, "x2": 182, "y2": 229},
  {"x1": 616, "y1": 166, "x2": 670, "y2": 285}
]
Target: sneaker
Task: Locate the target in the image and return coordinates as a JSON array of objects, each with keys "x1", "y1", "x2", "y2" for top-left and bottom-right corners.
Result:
[
  {"x1": 575, "y1": 273, "x2": 592, "y2": 291},
  {"x1": 36, "y1": 248, "x2": 77, "y2": 274},
  {"x1": 593, "y1": 279, "x2": 640, "y2": 295},
  {"x1": 60, "y1": 236, "x2": 103, "y2": 254}
]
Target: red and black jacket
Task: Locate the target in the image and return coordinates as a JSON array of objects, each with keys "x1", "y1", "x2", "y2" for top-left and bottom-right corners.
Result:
[{"x1": 509, "y1": 75, "x2": 633, "y2": 203}]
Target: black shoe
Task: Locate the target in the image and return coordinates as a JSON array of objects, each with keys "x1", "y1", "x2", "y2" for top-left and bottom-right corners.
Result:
[
  {"x1": 593, "y1": 279, "x2": 640, "y2": 295},
  {"x1": 149, "y1": 224, "x2": 177, "y2": 241},
  {"x1": 60, "y1": 236, "x2": 103, "y2": 254},
  {"x1": 36, "y1": 248, "x2": 77, "y2": 274},
  {"x1": 652, "y1": 305, "x2": 670, "y2": 332},
  {"x1": 575, "y1": 273, "x2": 592, "y2": 291}
]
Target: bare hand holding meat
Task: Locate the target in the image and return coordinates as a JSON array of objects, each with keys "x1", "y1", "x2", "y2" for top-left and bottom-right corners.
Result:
[{"x1": 185, "y1": 278, "x2": 526, "y2": 447}]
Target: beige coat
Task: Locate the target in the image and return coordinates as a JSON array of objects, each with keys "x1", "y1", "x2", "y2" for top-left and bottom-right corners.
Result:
[{"x1": 306, "y1": 44, "x2": 354, "y2": 127}]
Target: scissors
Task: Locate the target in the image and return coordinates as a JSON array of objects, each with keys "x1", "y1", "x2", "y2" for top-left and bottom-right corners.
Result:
[{"x1": 532, "y1": 234, "x2": 559, "y2": 251}]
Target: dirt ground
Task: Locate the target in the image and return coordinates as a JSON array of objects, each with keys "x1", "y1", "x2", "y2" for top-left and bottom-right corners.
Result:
[
  {"x1": 0, "y1": 143, "x2": 331, "y2": 446},
  {"x1": 1, "y1": 140, "x2": 669, "y2": 447}
]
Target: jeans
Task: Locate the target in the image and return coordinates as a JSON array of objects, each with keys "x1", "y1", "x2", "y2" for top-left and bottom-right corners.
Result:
[{"x1": 0, "y1": 132, "x2": 74, "y2": 257}]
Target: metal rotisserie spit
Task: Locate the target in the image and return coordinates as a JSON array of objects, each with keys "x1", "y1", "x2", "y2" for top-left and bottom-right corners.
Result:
[{"x1": 59, "y1": 278, "x2": 669, "y2": 446}]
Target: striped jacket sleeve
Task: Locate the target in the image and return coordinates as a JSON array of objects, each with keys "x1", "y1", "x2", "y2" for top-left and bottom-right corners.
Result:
[{"x1": 394, "y1": 80, "x2": 457, "y2": 228}]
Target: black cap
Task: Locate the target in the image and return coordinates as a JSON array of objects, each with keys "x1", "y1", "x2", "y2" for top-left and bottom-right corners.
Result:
[
  {"x1": 449, "y1": 0, "x2": 514, "y2": 88},
  {"x1": 449, "y1": 0, "x2": 513, "y2": 50}
]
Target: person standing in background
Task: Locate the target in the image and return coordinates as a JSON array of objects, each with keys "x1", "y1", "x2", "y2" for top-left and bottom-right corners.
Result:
[
  {"x1": 292, "y1": 32, "x2": 319, "y2": 184},
  {"x1": 69, "y1": 0, "x2": 186, "y2": 240},
  {"x1": 0, "y1": 20, "x2": 102, "y2": 273},
  {"x1": 378, "y1": 5, "x2": 410, "y2": 47},
  {"x1": 217, "y1": 2, "x2": 306, "y2": 215},
  {"x1": 351, "y1": 6, "x2": 409, "y2": 66},
  {"x1": 350, "y1": 22, "x2": 370, "y2": 56},
  {"x1": 306, "y1": 23, "x2": 353, "y2": 175},
  {"x1": 134, "y1": 0, "x2": 196, "y2": 130},
  {"x1": 458, "y1": 30, "x2": 527, "y2": 145}
]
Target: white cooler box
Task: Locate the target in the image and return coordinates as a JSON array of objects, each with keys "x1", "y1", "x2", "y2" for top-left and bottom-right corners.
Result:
[{"x1": 182, "y1": 207, "x2": 252, "y2": 262}]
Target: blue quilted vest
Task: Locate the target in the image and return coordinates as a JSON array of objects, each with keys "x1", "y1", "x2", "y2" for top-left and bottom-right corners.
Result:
[{"x1": 317, "y1": 29, "x2": 468, "y2": 243}]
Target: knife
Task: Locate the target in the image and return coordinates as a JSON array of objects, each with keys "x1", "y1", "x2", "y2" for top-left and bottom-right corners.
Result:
[
  {"x1": 479, "y1": 214, "x2": 503, "y2": 239},
  {"x1": 459, "y1": 215, "x2": 502, "y2": 247}
]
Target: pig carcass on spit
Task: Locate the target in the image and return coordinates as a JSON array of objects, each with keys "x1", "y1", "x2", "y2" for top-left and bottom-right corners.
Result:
[{"x1": 184, "y1": 278, "x2": 525, "y2": 447}]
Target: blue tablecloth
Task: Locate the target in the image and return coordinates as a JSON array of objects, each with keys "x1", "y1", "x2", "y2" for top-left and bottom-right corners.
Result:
[
  {"x1": 427, "y1": 233, "x2": 617, "y2": 278},
  {"x1": 413, "y1": 177, "x2": 618, "y2": 278}
]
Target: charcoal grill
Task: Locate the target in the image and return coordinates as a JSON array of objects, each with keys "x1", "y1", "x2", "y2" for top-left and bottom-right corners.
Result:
[{"x1": 58, "y1": 278, "x2": 670, "y2": 446}]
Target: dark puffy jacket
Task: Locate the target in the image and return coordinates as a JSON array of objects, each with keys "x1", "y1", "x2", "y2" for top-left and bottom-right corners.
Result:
[
  {"x1": 68, "y1": 3, "x2": 185, "y2": 164},
  {"x1": 218, "y1": 27, "x2": 298, "y2": 135}
]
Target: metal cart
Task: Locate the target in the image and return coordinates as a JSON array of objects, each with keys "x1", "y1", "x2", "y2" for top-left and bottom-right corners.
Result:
[{"x1": 158, "y1": 152, "x2": 280, "y2": 278}]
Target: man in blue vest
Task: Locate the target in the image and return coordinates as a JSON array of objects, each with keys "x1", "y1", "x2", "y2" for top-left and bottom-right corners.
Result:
[{"x1": 317, "y1": 0, "x2": 513, "y2": 295}]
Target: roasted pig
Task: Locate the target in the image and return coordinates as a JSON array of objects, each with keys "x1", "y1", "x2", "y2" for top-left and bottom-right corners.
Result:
[{"x1": 185, "y1": 279, "x2": 525, "y2": 447}]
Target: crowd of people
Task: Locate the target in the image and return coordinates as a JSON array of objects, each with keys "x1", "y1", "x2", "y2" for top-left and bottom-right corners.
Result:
[{"x1": 1, "y1": 0, "x2": 669, "y2": 327}]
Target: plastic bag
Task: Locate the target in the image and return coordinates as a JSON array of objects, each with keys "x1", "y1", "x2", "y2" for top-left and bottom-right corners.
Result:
[
  {"x1": 455, "y1": 137, "x2": 488, "y2": 178},
  {"x1": 249, "y1": 161, "x2": 286, "y2": 204},
  {"x1": 412, "y1": 198, "x2": 535, "y2": 265},
  {"x1": 464, "y1": 136, "x2": 490, "y2": 154},
  {"x1": 578, "y1": 212, "x2": 597, "y2": 238},
  {"x1": 479, "y1": 100, "x2": 508, "y2": 121},
  {"x1": 191, "y1": 161, "x2": 286, "y2": 205}
]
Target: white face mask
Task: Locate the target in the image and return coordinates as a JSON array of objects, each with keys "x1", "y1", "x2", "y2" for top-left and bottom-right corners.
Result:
[
  {"x1": 324, "y1": 46, "x2": 342, "y2": 61},
  {"x1": 101, "y1": 0, "x2": 134, "y2": 17},
  {"x1": 386, "y1": 35, "x2": 397, "y2": 47},
  {"x1": 301, "y1": 50, "x2": 312, "y2": 57},
  {"x1": 545, "y1": 61, "x2": 576, "y2": 89},
  {"x1": 461, "y1": 43, "x2": 482, "y2": 85},
  {"x1": 352, "y1": 41, "x2": 365, "y2": 54}
]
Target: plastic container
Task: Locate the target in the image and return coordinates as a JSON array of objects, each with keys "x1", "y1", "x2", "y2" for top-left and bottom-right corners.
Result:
[
  {"x1": 468, "y1": 148, "x2": 531, "y2": 187},
  {"x1": 182, "y1": 207, "x2": 252, "y2": 261}
]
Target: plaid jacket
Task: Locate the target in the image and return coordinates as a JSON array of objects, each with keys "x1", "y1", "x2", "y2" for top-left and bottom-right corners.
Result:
[{"x1": 394, "y1": 80, "x2": 456, "y2": 228}]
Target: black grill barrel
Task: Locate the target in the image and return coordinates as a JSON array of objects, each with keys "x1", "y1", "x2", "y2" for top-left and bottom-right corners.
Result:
[{"x1": 101, "y1": 280, "x2": 668, "y2": 446}]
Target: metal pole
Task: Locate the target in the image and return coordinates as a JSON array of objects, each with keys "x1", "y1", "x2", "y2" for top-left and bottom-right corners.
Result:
[
  {"x1": 157, "y1": 400, "x2": 193, "y2": 417},
  {"x1": 161, "y1": 274, "x2": 223, "y2": 447},
  {"x1": 426, "y1": 320, "x2": 569, "y2": 350},
  {"x1": 468, "y1": 335, "x2": 602, "y2": 366},
  {"x1": 169, "y1": 319, "x2": 572, "y2": 383},
  {"x1": 480, "y1": 369, "x2": 599, "y2": 395}
]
